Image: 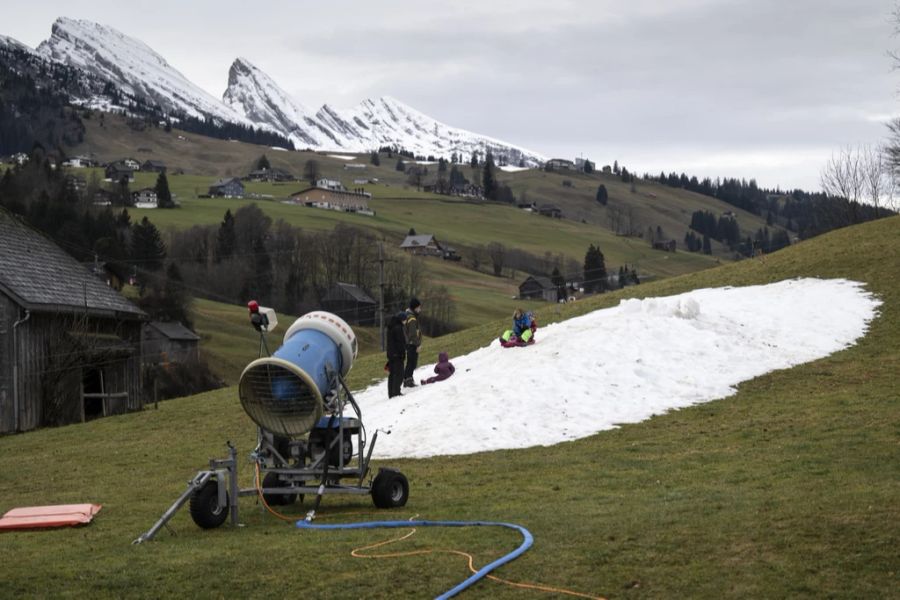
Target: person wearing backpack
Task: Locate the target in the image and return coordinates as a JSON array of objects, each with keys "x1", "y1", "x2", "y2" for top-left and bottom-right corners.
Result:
[
  {"x1": 403, "y1": 297, "x2": 422, "y2": 387},
  {"x1": 385, "y1": 311, "x2": 408, "y2": 398}
]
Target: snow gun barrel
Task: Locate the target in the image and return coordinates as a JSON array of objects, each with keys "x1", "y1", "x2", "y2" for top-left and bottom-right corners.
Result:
[{"x1": 238, "y1": 311, "x2": 358, "y2": 438}]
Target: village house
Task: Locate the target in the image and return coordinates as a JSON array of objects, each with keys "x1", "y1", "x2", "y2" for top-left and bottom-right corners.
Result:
[
  {"x1": 132, "y1": 188, "x2": 158, "y2": 208},
  {"x1": 141, "y1": 160, "x2": 167, "y2": 173},
  {"x1": 315, "y1": 178, "x2": 344, "y2": 191},
  {"x1": 62, "y1": 156, "x2": 97, "y2": 168},
  {"x1": 519, "y1": 275, "x2": 560, "y2": 302},
  {"x1": 208, "y1": 177, "x2": 245, "y2": 198},
  {"x1": 652, "y1": 239, "x2": 677, "y2": 252},
  {"x1": 0, "y1": 208, "x2": 145, "y2": 433},
  {"x1": 545, "y1": 158, "x2": 575, "y2": 171},
  {"x1": 321, "y1": 283, "x2": 377, "y2": 326},
  {"x1": 289, "y1": 182, "x2": 372, "y2": 214},
  {"x1": 105, "y1": 162, "x2": 134, "y2": 182},
  {"x1": 245, "y1": 167, "x2": 294, "y2": 182},
  {"x1": 538, "y1": 204, "x2": 563, "y2": 218},
  {"x1": 142, "y1": 321, "x2": 200, "y2": 365},
  {"x1": 400, "y1": 234, "x2": 443, "y2": 256}
]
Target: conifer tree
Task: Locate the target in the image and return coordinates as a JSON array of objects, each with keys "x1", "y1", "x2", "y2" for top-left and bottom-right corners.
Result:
[
  {"x1": 482, "y1": 151, "x2": 497, "y2": 200},
  {"x1": 583, "y1": 244, "x2": 607, "y2": 293},
  {"x1": 154, "y1": 171, "x2": 173, "y2": 208},
  {"x1": 596, "y1": 184, "x2": 608, "y2": 205},
  {"x1": 215, "y1": 209, "x2": 236, "y2": 262}
]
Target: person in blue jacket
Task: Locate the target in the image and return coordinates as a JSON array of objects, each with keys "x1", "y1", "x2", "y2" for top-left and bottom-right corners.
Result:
[
  {"x1": 512, "y1": 308, "x2": 532, "y2": 338},
  {"x1": 500, "y1": 308, "x2": 535, "y2": 345}
]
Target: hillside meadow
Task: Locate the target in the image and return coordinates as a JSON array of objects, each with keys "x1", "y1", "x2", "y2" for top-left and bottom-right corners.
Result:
[{"x1": 0, "y1": 215, "x2": 896, "y2": 598}]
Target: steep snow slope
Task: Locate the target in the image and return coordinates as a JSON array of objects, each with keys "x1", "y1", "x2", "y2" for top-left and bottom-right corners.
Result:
[
  {"x1": 354, "y1": 279, "x2": 881, "y2": 458},
  {"x1": 37, "y1": 17, "x2": 248, "y2": 125},
  {"x1": 223, "y1": 60, "x2": 545, "y2": 163},
  {"x1": 223, "y1": 57, "x2": 338, "y2": 148}
]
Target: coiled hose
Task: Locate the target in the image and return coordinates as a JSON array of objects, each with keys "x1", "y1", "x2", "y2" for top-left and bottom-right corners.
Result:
[{"x1": 296, "y1": 518, "x2": 533, "y2": 599}]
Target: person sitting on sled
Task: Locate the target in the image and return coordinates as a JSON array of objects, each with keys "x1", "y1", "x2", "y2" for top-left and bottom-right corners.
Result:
[
  {"x1": 421, "y1": 352, "x2": 455, "y2": 385},
  {"x1": 500, "y1": 308, "x2": 536, "y2": 345}
]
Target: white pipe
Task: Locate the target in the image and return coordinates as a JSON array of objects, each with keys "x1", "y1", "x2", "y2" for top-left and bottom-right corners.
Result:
[{"x1": 12, "y1": 308, "x2": 31, "y2": 432}]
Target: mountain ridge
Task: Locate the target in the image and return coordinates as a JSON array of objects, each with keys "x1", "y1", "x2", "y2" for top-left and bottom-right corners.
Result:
[{"x1": 19, "y1": 17, "x2": 544, "y2": 163}]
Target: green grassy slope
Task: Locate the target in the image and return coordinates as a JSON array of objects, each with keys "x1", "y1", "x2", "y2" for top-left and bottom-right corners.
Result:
[{"x1": 1, "y1": 216, "x2": 897, "y2": 598}]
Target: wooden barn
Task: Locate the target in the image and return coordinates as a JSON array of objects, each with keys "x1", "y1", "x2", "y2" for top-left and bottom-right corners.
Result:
[
  {"x1": 519, "y1": 275, "x2": 559, "y2": 302},
  {"x1": 142, "y1": 321, "x2": 200, "y2": 365},
  {"x1": 322, "y1": 283, "x2": 377, "y2": 326},
  {"x1": 0, "y1": 209, "x2": 146, "y2": 433}
]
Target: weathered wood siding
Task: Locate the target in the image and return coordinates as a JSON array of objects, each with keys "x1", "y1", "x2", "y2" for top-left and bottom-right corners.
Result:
[{"x1": 0, "y1": 298, "x2": 143, "y2": 434}]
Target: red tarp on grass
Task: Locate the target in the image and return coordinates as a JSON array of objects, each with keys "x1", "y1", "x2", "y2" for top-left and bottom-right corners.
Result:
[{"x1": 0, "y1": 504, "x2": 102, "y2": 530}]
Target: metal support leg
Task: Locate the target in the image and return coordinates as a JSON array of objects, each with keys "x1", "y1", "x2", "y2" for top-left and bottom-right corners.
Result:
[{"x1": 133, "y1": 471, "x2": 214, "y2": 544}]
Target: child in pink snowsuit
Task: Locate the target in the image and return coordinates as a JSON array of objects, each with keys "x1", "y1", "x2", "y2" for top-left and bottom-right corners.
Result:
[{"x1": 421, "y1": 352, "x2": 455, "y2": 385}]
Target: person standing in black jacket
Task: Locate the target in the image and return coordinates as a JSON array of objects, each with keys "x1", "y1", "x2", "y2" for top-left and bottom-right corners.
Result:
[
  {"x1": 403, "y1": 297, "x2": 423, "y2": 388},
  {"x1": 386, "y1": 311, "x2": 408, "y2": 398}
]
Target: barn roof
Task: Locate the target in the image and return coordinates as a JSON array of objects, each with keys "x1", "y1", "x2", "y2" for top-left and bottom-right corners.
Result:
[
  {"x1": 323, "y1": 282, "x2": 376, "y2": 304},
  {"x1": 520, "y1": 275, "x2": 554, "y2": 290},
  {"x1": 146, "y1": 321, "x2": 200, "y2": 341},
  {"x1": 0, "y1": 209, "x2": 144, "y2": 319},
  {"x1": 400, "y1": 234, "x2": 438, "y2": 248}
]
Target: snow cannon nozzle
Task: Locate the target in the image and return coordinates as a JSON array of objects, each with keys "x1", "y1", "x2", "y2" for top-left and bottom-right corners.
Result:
[{"x1": 248, "y1": 302, "x2": 278, "y2": 333}]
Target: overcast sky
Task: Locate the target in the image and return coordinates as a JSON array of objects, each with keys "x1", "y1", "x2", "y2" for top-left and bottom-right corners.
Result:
[{"x1": 3, "y1": 0, "x2": 898, "y2": 190}]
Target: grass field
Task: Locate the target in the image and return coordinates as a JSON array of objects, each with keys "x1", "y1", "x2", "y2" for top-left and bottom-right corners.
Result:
[{"x1": 1, "y1": 215, "x2": 897, "y2": 598}]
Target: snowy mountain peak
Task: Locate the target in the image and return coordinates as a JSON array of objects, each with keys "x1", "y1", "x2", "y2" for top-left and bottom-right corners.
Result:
[
  {"x1": 37, "y1": 17, "x2": 248, "y2": 125},
  {"x1": 224, "y1": 57, "x2": 331, "y2": 148}
]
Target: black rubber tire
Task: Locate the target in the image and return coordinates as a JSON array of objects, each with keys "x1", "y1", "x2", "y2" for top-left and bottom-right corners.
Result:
[
  {"x1": 371, "y1": 468, "x2": 409, "y2": 509},
  {"x1": 262, "y1": 471, "x2": 299, "y2": 506},
  {"x1": 189, "y1": 479, "x2": 229, "y2": 529}
]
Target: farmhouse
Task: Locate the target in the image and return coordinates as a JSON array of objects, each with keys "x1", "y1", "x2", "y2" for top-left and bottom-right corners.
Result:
[
  {"x1": 142, "y1": 321, "x2": 200, "y2": 365},
  {"x1": 545, "y1": 158, "x2": 575, "y2": 171},
  {"x1": 289, "y1": 185, "x2": 371, "y2": 213},
  {"x1": 519, "y1": 275, "x2": 559, "y2": 302},
  {"x1": 62, "y1": 156, "x2": 97, "y2": 168},
  {"x1": 400, "y1": 234, "x2": 442, "y2": 256},
  {"x1": 652, "y1": 239, "x2": 677, "y2": 252},
  {"x1": 105, "y1": 162, "x2": 134, "y2": 182},
  {"x1": 538, "y1": 204, "x2": 563, "y2": 218},
  {"x1": 208, "y1": 177, "x2": 245, "y2": 198},
  {"x1": 321, "y1": 283, "x2": 377, "y2": 326},
  {"x1": 0, "y1": 209, "x2": 145, "y2": 433},
  {"x1": 245, "y1": 168, "x2": 294, "y2": 182},
  {"x1": 141, "y1": 160, "x2": 167, "y2": 173},
  {"x1": 132, "y1": 188, "x2": 158, "y2": 208}
]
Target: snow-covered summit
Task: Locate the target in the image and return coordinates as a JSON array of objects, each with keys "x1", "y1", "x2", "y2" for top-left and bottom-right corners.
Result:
[
  {"x1": 222, "y1": 62, "x2": 545, "y2": 163},
  {"x1": 223, "y1": 57, "x2": 335, "y2": 148},
  {"x1": 37, "y1": 17, "x2": 249, "y2": 125},
  {"x1": 21, "y1": 16, "x2": 544, "y2": 162}
]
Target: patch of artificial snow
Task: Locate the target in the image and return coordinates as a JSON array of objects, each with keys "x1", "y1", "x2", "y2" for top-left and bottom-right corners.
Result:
[
  {"x1": 326, "y1": 154, "x2": 358, "y2": 160},
  {"x1": 354, "y1": 278, "x2": 881, "y2": 459},
  {"x1": 270, "y1": 146, "x2": 289, "y2": 152},
  {"x1": 499, "y1": 165, "x2": 530, "y2": 172}
]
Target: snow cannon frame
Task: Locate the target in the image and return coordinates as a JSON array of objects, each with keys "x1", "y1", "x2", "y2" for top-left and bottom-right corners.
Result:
[{"x1": 133, "y1": 310, "x2": 408, "y2": 544}]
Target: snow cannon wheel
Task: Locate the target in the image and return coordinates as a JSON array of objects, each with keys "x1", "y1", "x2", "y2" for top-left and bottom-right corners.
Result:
[
  {"x1": 372, "y1": 468, "x2": 409, "y2": 509},
  {"x1": 262, "y1": 471, "x2": 300, "y2": 506},
  {"x1": 189, "y1": 479, "x2": 229, "y2": 529}
]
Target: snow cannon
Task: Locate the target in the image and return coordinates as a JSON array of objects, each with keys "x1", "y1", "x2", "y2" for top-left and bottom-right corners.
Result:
[{"x1": 239, "y1": 311, "x2": 358, "y2": 438}]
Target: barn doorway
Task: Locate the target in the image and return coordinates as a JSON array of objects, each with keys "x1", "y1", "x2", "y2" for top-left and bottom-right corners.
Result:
[{"x1": 82, "y1": 368, "x2": 105, "y2": 421}]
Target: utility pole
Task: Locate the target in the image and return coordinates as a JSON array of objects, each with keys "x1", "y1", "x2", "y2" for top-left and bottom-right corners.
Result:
[{"x1": 378, "y1": 240, "x2": 385, "y2": 351}]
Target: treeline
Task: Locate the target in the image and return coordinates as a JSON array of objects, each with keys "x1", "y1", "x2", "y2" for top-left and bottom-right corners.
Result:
[
  {"x1": 647, "y1": 171, "x2": 889, "y2": 240},
  {"x1": 0, "y1": 146, "x2": 458, "y2": 336},
  {"x1": 685, "y1": 209, "x2": 790, "y2": 256}
]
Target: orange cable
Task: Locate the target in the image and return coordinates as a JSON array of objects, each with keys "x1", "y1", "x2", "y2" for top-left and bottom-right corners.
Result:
[{"x1": 254, "y1": 477, "x2": 605, "y2": 598}]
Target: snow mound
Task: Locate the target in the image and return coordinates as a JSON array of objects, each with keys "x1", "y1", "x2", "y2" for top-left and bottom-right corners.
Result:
[{"x1": 353, "y1": 279, "x2": 881, "y2": 459}]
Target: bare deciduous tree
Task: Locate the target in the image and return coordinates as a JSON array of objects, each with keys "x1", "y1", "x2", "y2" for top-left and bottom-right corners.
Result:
[
  {"x1": 486, "y1": 241, "x2": 506, "y2": 277},
  {"x1": 820, "y1": 146, "x2": 863, "y2": 203}
]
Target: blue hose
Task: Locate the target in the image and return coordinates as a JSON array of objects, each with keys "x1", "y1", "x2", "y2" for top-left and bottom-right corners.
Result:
[{"x1": 296, "y1": 518, "x2": 533, "y2": 599}]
